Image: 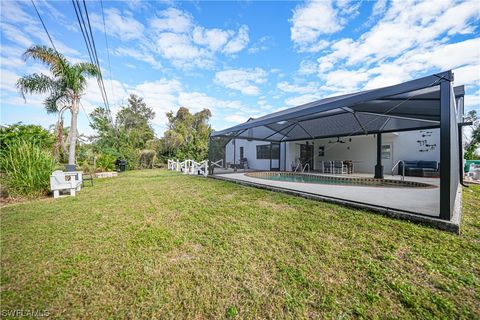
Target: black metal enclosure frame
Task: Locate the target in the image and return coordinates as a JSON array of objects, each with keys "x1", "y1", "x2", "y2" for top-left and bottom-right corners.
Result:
[{"x1": 209, "y1": 71, "x2": 465, "y2": 221}]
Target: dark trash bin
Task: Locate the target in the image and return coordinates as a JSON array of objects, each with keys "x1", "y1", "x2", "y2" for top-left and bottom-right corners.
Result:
[
  {"x1": 115, "y1": 158, "x2": 127, "y2": 172},
  {"x1": 65, "y1": 164, "x2": 76, "y2": 172}
]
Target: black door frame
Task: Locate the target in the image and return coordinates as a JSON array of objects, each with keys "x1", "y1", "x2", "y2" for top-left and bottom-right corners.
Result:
[
  {"x1": 270, "y1": 142, "x2": 280, "y2": 171},
  {"x1": 300, "y1": 143, "x2": 314, "y2": 170}
]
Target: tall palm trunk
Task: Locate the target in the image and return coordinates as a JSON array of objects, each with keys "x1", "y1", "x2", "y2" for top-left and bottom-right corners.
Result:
[{"x1": 68, "y1": 98, "x2": 79, "y2": 165}]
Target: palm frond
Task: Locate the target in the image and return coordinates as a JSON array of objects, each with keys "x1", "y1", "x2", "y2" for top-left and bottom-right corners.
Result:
[
  {"x1": 74, "y1": 62, "x2": 100, "y2": 77},
  {"x1": 44, "y1": 83, "x2": 70, "y2": 114},
  {"x1": 22, "y1": 45, "x2": 69, "y2": 77},
  {"x1": 16, "y1": 74, "x2": 55, "y2": 100}
]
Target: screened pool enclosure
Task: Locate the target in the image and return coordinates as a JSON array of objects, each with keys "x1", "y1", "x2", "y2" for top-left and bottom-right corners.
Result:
[{"x1": 209, "y1": 71, "x2": 466, "y2": 228}]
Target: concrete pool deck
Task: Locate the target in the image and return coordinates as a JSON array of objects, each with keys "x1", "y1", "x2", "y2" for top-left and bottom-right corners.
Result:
[{"x1": 210, "y1": 172, "x2": 461, "y2": 233}]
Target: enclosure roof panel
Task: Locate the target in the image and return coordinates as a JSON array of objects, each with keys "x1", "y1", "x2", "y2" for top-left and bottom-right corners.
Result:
[{"x1": 211, "y1": 71, "x2": 464, "y2": 142}]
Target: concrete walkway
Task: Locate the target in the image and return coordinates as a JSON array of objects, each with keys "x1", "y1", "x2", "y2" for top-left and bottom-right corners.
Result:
[{"x1": 215, "y1": 172, "x2": 440, "y2": 217}]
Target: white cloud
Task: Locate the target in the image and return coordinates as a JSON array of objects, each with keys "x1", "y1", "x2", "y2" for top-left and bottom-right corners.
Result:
[
  {"x1": 177, "y1": 92, "x2": 246, "y2": 112},
  {"x1": 192, "y1": 27, "x2": 232, "y2": 52},
  {"x1": 295, "y1": 0, "x2": 480, "y2": 95},
  {"x1": 285, "y1": 94, "x2": 323, "y2": 107},
  {"x1": 82, "y1": 78, "x2": 129, "y2": 115},
  {"x1": 223, "y1": 25, "x2": 250, "y2": 54},
  {"x1": 298, "y1": 60, "x2": 318, "y2": 75},
  {"x1": 464, "y1": 90, "x2": 479, "y2": 111},
  {"x1": 91, "y1": 8, "x2": 144, "y2": 41},
  {"x1": 277, "y1": 81, "x2": 319, "y2": 94},
  {"x1": 316, "y1": 0, "x2": 480, "y2": 73},
  {"x1": 150, "y1": 8, "x2": 193, "y2": 34},
  {"x1": 0, "y1": 69, "x2": 22, "y2": 93},
  {"x1": 93, "y1": 6, "x2": 250, "y2": 70},
  {"x1": 290, "y1": 0, "x2": 352, "y2": 52},
  {"x1": 224, "y1": 114, "x2": 248, "y2": 124},
  {"x1": 0, "y1": 1, "x2": 33, "y2": 25},
  {"x1": 248, "y1": 36, "x2": 272, "y2": 54},
  {"x1": 115, "y1": 47, "x2": 162, "y2": 69},
  {"x1": 0, "y1": 67, "x2": 55, "y2": 112},
  {"x1": 324, "y1": 69, "x2": 370, "y2": 92},
  {"x1": 363, "y1": 38, "x2": 480, "y2": 90},
  {"x1": 214, "y1": 68, "x2": 268, "y2": 95},
  {"x1": 155, "y1": 32, "x2": 212, "y2": 68},
  {"x1": 0, "y1": 23, "x2": 33, "y2": 49},
  {"x1": 371, "y1": 0, "x2": 388, "y2": 18},
  {"x1": 454, "y1": 64, "x2": 480, "y2": 88},
  {"x1": 178, "y1": 92, "x2": 220, "y2": 112}
]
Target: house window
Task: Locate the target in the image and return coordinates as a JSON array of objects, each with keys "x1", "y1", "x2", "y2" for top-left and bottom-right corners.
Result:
[
  {"x1": 256, "y1": 144, "x2": 272, "y2": 159},
  {"x1": 381, "y1": 144, "x2": 392, "y2": 159},
  {"x1": 318, "y1": 146, "x2": 325, "y2": 157},
  {"x1": 240, "y1": 147, "x2": 244, "y2": 160},
  {"x1": 271, "y1": 143, "x2": 280, "y2": 159}
]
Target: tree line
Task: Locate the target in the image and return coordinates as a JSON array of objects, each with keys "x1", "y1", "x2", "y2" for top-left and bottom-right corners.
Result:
[{"x1": 1, "y1": 45, "x2": 212, "y2": 198}]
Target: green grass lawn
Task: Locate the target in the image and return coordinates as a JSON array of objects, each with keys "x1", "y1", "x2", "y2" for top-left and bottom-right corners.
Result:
[{"x1": 1, "y1": 170, "x2": 479, "y2": 319}]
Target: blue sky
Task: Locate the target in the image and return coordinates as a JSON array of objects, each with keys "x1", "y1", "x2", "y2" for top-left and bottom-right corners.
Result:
[{"x1": 1, "y1": 0, "x2": 479, "y2": 136}]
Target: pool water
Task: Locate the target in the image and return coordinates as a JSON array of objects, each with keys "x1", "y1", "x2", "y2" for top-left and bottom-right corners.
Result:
[{"x1": 245, "y1": 172, "x2": 436, "y2": 188}]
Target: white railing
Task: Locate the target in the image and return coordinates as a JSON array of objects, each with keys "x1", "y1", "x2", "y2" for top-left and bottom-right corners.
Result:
[
  {"x1": 293, "y1": 162, "x2": 302, "y2": 173},
  {"x1": 392, "y1": 160, "x2": 405, "y2": 181},
  {"x1": 210, "y1": 159, "x2": 223, "y2": 169},
  {"x1": 167, "y1": 159, "x2": 209, "y2": 177},
  {"x1": 302, "y1": 163, "x2": 310, "y2": 173}
]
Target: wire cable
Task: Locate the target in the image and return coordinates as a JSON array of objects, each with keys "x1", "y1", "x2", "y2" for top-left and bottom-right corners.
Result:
[
  {"x1": 80, "y1": 101, "x2": 94, "y2": 128},
  {"x1": 71, "y1": 0, "x2": 112, "y2": 123},
  {"x1": 82, "y1": 0, "x2": 112, "y2": 120},
  {"x1": 30, "y1": 0, "x2": 60, "y2": 55},
  {"x1": 100, "y1": 0, "x2": 115, "y2": 106}
]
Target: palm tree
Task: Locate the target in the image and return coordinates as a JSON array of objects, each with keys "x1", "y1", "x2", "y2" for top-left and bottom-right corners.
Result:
[{"x1": 16, "y1": 45, "x2": 99, "y2": 166}]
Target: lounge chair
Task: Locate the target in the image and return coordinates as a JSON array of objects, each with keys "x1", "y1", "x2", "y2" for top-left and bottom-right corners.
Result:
[{"x1": 399, "y1": 161, "x2": 439, "y2": 177}]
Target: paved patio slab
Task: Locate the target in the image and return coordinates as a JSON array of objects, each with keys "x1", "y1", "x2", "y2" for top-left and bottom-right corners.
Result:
[{"x1": 211, "y1": 172, "x2": 461, "y2": 233}]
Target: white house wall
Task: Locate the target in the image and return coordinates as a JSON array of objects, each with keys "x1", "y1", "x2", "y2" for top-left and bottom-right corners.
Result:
[
  {"x1": 225, "y1": 139, "x2": 283, "y2": 171},
  {"x1": 224, "y1": 129, "x2": 440, "y2": 173},
  {"x1": 307, "y1": 129, "x2": 440, "y2": 173}
]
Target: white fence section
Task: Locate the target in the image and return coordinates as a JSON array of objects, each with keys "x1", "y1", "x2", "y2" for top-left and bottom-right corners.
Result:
[{"x1": 167, "y1": 159, "x2": 209, "y2": 176}]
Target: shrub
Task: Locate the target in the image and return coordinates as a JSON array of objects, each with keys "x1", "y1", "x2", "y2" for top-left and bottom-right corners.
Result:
[
  {"x1": 118, "y1": 147, "x2": 139, "y2": 170},
  {"x1": 96, "y1": 153, "x2": 116, "y2": 172},
  {"x1": 79, "y1": 159, "x2": 93, "y2": 174},
  {"x1": 0, "y1": 141, "x2": 57, "y2": 198},
  {"x1": 0, "y1": 123, "x2": 54, "y2": 151},
  {"x1": 139, "y1": 150, "x2": 156, "y2": 169}
]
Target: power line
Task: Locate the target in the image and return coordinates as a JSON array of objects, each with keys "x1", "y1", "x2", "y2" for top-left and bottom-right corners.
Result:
[
  {"x1": 80, "y1": 101, "x2": 93, "y2": 128},
  {"x1": 30, "y1": 0, "x2": 60, "y2": 55},
  {"x1": 72, "y1": 0, "x2": 109, "y2": 115},
  {"x1": 100, "y1": 0, "x2": 114, "y2": 104},
  {"x1": 71, "y1": 0, "x2": 112, "y2": 123},
  {"x1": 82, "y1": 0, "x2": 112, "y2": 118}
]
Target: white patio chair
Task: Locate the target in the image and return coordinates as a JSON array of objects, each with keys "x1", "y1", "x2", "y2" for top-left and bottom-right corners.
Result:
[
  {"x1": 50, "y1": 170, "x2": 82, "y2": 198},
  {"x1": 333, "y1": 160, "x2": 348, "y2": 174},
  {"x1": 64, "y1": 171, "x2": 83, "y2": 191},
  {"x1": 323, "y1": 161, "x2": 333, "y2": 174}
]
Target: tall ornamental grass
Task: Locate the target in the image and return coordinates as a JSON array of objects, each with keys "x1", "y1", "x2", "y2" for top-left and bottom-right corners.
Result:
[{"x1": 0, "y1": 141, "x2": 56, "y2": 198}]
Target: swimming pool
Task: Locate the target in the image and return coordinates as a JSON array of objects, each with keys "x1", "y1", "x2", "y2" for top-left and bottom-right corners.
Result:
[{"x1": 245, "y1": 172, "x2": 437, "y2": 188}]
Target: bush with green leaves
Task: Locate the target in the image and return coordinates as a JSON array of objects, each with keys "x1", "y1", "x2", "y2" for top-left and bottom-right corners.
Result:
[
  {"x1": 96, "y1": 153, "x2": 116, "y2": 172},
  {"x1": 0, "y1": 141, "x2": 57, "y2": 198},
  {"x1": 0, "y1": 123, "x2": 54, "y2": 151}
]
